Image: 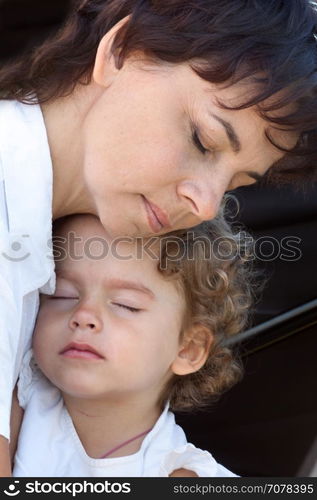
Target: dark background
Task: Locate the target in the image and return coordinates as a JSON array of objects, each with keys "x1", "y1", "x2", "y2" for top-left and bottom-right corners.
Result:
[{"x1": 1, "y1": 0, "x2": 317, "y2": 477}]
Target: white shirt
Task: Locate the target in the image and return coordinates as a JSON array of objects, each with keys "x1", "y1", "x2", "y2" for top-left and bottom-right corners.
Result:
[
  {"x1": 0, "y1": 100, "x2": 55, "y2": 439},
  {"x1": 14, "y1": 351, "x2": 237, "y2": 477}
]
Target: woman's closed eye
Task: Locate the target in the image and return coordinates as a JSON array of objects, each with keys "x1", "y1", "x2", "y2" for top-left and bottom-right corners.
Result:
[{"x1": 192, "y1": 128, "x2": 209, "y2": 155}]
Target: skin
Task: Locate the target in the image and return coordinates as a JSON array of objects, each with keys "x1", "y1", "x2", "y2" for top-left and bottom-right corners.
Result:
[
  {"x1": 13, "y1": 215, "x2": 209, "y2": 473},
  {"x1": 0, "y1": 437, "x2": 11, "y2": 477},
  {"x1": 46, "y1": 19, "x2": 297, "y2": 238}
]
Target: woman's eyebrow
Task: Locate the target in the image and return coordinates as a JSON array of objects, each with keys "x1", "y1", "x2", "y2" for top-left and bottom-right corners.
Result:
[
  {"x1": 210, "y1": 113, "x2": 241, "y2": 153},
  {"x1": 106, "y1": 278, "x2": 155, "y2": 299}
]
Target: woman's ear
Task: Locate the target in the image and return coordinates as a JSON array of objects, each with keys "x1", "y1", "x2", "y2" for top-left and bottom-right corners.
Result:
[
  {"x1": 171, "y1": 325, "x2": 213, "y2": 376},
  {"x1": 93, "y1": 16, "x2": 130, "y2": 88}
]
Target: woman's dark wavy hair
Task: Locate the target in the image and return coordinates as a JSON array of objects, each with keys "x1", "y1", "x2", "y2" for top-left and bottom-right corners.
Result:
[{"x1": 1, "y1": 0, "x2": 317, "y2": 181}]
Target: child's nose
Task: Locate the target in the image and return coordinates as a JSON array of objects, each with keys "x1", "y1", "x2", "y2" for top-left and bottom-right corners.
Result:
[{"x1": 69, "y1": 307, "x2": 103, "y2": 332}]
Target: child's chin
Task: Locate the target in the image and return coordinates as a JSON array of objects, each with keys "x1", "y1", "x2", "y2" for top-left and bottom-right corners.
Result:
[{"x1": 54, "y1": 376, "x2": 105, "y2": 400}]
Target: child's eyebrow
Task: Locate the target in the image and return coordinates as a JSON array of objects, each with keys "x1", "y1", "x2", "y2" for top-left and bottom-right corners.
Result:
[
  {"x1": 55, "y1": 268, "x2": 79, "y2": 286},
  {"x1": 106, "y1": 278, "x2": 155, "y2": 299}
]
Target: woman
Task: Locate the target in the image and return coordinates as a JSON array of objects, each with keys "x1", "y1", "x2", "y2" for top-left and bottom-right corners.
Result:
[{"x1": 1, "y1": 0, "x2": 317, "y2": 475}]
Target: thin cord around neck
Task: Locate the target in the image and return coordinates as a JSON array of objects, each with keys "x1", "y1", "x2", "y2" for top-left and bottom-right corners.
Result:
[{"x1": 99, "y1": 427, "x2": 153, "y2": 459}]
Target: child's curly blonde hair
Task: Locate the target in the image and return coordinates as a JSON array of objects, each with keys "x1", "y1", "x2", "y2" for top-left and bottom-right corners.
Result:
[{"x1": 158, "y1": 203, "x2": 254, "y2": 412}]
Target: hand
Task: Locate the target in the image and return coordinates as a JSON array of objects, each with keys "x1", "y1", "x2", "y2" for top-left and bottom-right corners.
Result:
[{"x1": 169, "y1": 468, "x2": 198, "y2": 477}]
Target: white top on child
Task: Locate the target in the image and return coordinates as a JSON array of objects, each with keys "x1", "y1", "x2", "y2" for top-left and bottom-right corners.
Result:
[{"x1": 13, "y1": 350, "x2": 237, "y2": 477}]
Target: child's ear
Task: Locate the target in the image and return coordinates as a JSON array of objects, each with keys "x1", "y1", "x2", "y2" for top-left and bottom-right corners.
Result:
[
  {"x1": 171, "y1": 325, "x2": 213, "y2": 376},
  {"x1": 93, "y1": 16, "x2": 130, "y2": 87}
]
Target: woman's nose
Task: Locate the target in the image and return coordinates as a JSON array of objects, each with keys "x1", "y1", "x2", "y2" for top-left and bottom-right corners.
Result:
[
  {"x1": 177, "y1": 178, "x2": 226, "y2": 222},
  {"x1": 69, "y1": 306, "x2": 103, "y2": 332}
]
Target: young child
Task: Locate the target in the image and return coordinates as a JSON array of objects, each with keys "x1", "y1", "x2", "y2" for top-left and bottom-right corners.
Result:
[{"x1": 10, "y1": 213, "x2": 251, "y2": 477}]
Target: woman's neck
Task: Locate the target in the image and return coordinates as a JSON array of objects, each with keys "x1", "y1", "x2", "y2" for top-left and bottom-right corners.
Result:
[
  {"x1": 41, "y1": 85, "x2": 101, "y2": 220},
  {"x1": 62, "y1": 393, "x2": 162, "y2": 459}
]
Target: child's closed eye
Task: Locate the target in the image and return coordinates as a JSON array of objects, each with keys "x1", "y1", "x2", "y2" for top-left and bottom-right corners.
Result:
[
  {"x1": 51, "y1": 289, "x2": 79, "y2": 300},
  {"x1": 51, "y1": 295, "x2": 79, "y2": 300},
  {"x1": 112, "y1": 302, "x2": 142, "y2": 313}
]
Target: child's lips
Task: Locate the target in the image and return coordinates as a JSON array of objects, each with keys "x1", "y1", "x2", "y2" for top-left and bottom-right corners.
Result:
[{"x1": 60, "y1": 342, "x2": 104, "y2": 360}]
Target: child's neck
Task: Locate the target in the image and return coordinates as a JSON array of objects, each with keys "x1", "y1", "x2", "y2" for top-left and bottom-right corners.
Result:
[{"x1": 62, "y1": 393, "x2": 162, "y2": 459}]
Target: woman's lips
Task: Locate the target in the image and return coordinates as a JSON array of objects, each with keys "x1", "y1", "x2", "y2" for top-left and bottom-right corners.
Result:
[
  {"x1": 60, "y1": 342, "x2": 104, "y2": 360},
  {"x1": 142, "y1": 196, "x2": 171, "y2": 233}
]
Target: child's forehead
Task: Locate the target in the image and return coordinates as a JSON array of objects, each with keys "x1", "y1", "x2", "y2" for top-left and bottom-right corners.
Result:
[
  {"x1": 54, "y1": 249, "x2": 185, "y2": 307},
  {"x1": 55, "y1": 215, "x2": 109, "y2": 242},
  {"x1": 53, "y1": 222, "x2": 185, "y2": 301},
  {"x1": 53, "y1": 216, "x2": 186, "y2": 300},
  {"x1": 54, "y1": 217, "x2": 166, "y2": 281},
  {"x1": 54, "y1": 215, "x2": 161, "y2": 262}
]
